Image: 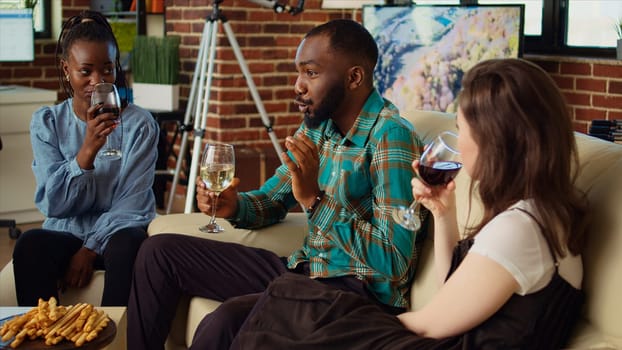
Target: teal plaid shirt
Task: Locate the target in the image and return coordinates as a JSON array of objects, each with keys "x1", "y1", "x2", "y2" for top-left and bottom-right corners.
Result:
[{"x1": 231, "y1": 90, "x2": 424, "y2": 308}]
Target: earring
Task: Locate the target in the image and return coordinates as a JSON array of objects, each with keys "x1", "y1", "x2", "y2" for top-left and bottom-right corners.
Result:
[{"x1": 65, "y1": 75, "x2": 70, "y2": 82}]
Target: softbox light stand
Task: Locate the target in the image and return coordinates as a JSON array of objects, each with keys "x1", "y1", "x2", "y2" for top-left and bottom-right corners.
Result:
[{"x1": 166, "y1": 0, "x2": 286, "y2": 214}]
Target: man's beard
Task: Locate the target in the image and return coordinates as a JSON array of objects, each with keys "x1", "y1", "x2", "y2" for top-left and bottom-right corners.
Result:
[{"x1": 303, "y1": 82, "x2": 345, "y2": 129}]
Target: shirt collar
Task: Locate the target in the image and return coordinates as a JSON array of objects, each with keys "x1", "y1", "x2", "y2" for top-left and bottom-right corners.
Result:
[{"x1": 325, "y1": 89, "x2": 385, "y2": 147}]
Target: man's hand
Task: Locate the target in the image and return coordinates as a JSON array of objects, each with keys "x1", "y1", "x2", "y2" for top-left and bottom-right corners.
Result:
[
  {"x1": 63, "y1": 247, "x2": 97, "y2": 289},
  {"x1": 196, "y1": 176, "x2": 240, "y2": 219},
  {"x1": 281, "y1": 133, "x2": 321, "y2": 208}
]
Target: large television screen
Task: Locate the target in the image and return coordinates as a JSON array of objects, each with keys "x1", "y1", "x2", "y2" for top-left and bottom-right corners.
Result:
[
  {"x1": 0, "y1": 8, "x2": 34, "y2": 62},
  {"x1": 363, "y1": 5, "x2": 524, "y2": 113}
]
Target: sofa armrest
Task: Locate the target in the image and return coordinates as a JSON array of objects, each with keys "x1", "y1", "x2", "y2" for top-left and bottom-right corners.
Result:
[
  {"x1": 0, "y1": 262, "x2": 17, "y2": 306},
  {"x1": 147, "y1": 212, "x2": 308, "y2": 258}
]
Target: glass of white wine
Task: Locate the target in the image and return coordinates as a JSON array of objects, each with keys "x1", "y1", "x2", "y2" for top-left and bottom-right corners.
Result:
[{"x1": 199, "y1": 143, "x2": 235, "y2": 233}]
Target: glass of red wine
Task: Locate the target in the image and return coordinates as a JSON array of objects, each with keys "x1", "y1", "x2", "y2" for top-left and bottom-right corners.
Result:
[
  {"x1": 393, "y1": 131, "x2": 462, "y2": 231},
  {"x1": 91, "y1": 83, "x2": 122, "y2": 160}
]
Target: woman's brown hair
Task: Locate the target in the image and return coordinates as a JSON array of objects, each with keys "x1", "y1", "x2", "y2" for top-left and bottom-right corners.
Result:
[{"x1": 459, "y1": 58, "x2": 589, "y2": 257}]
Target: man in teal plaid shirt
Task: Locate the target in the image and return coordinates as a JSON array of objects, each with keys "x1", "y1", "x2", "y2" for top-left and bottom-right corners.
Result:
[{"x1": 128, "y1": 19, "x2": 426, "y2": 350}]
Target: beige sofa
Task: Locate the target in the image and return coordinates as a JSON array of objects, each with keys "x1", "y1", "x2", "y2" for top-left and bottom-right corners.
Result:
[{"x1": 2, "y1": 110, "x2": 621, "y2": 349}]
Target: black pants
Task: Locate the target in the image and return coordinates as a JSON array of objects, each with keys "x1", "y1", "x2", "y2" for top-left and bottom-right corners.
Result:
[
  {"x1": 127, "y1": 234, "x2": 399, "y2": 350},
  {"x1": 12, "y1": 227, "x2": 147, "y2": 306}
]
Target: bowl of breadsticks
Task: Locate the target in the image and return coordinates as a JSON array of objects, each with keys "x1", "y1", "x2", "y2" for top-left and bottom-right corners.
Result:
[{"x1": 0, "y1": 297, "x2": 115, "y2": 349}]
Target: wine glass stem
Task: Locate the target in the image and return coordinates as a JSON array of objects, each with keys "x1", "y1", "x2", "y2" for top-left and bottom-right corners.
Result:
[
  {"x1": 407, "y1": 200, "x2": 420, "y2": 216},
  {"x1": 210, "y1": 193, "x2": 220, "y2": 224}
]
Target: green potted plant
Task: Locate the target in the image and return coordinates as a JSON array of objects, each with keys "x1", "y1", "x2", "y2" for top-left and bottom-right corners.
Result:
[{"x1": 131, "y1": 35, "x2": 181, "y2": 111}]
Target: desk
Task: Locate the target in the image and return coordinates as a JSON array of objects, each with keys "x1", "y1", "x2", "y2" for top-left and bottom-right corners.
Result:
[
  {"x1": 149, "y1": 109, "x2": 190, "y2": 209},
  {"x1": 0, "y1": 306, "x2": 127, "y2": 350}
]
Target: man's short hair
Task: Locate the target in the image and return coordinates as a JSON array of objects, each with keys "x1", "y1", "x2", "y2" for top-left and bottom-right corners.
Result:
[{"x1": 305, "y1": 19, "x2": 378, "y2": 73}]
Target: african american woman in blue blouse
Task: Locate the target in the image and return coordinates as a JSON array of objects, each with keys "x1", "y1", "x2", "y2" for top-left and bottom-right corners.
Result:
[{"x1": 12, "y1": 11, "x2": 159, "y2": 307}]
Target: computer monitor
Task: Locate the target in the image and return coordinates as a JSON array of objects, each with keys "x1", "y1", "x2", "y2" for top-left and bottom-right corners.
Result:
[{"x1": 0, "y1": 8, "x2": 35, "y2": 62}]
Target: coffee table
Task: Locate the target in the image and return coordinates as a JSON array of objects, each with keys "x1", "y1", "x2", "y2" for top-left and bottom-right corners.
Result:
[{"x1": 0, "y1": 306, "x2": 126, "y2": 350}]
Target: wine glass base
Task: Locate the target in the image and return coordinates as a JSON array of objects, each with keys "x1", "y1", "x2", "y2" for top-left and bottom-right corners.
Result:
[
  {"x1": 199, "y1": 223, "x2": 225, "y2": 234},
  {"x1": 392, "y1": 207, "x2": 421, "y2": 231},
  {"x1": 98, "y1": 149, "x2": 122, "y2": 160}
]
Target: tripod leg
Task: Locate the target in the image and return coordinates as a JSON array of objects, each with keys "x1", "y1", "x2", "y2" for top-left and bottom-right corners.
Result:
[
  {"x1": 184, "y1": 19, "x2": 219, "y2": 213},
  {"x1": 166, "y1": 20, "x2": 213, "y2": 214},
  {"x1": 222, "y1": 21, "x2": 285, "y2": 159}
]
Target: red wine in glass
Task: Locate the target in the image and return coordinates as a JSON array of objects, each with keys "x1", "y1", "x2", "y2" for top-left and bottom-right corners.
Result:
[
  {"x1": 418, "y1": 161, "x2": 462, "y2": 186},
  {"x1": 91, "y1": 83, "x2": 122, "y2": 160},
  {"x1": 95, "y1": 106, "x2": 120, "y2": 118},
  {"x1": 393, "y1": 131, "x2": 462, "y2": 231}
]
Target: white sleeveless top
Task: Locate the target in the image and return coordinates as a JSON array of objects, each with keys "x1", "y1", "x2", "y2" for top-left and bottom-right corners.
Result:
[{"x1": 469, "y1": 200, "x2": 583, "y2": 295}]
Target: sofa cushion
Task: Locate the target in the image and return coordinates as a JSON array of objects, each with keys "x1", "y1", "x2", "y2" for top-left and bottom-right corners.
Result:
[{"x1": 148, "y1": 213, "x2": 308, "y2": 258}]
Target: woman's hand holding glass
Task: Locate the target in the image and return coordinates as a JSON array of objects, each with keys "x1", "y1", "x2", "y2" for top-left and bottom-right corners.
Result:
[
  {"x1": 409, "y1": 159, "x2": 458, "y2": 218},
  {"x1": 393, "y1": 131, "x2": 462, "y2": 231}
]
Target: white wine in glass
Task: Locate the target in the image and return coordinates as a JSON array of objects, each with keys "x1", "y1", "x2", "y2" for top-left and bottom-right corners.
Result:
[
  {"x1": 393, "y1": 131, "x2": 462, "y2": 231},
  {"x1": 91, "y1": 82, "x2": 122, "y2": 160},
  {"x1": 199, "y1": 143, "x2": 235, "y2": 233}
]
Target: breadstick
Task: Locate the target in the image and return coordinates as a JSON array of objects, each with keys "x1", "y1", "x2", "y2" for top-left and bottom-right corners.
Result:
[
  {"x1": 1, "y1": 310, "x2": 34, "y2": 341},
  {"x1": 70, "y1": 329, "x2": 82, "y2": 343},
  {"x1": 9, "y1": 310, "x2": 37, "y2": 331},
  {"x1": 48, "y1": 297, "x2": 59, "y2": 321},
  {"x1": 45, "y1": 334, "x2": 64, "y2": 346},
  {"x1": 10, "y1": 336, "x2": 24, "y2": 348},
  {"x1": 73, "y1": 304, "x2": 93, "y2": 331},
  {"x1": 84, "y1": 309, "x2": 103, "y2": 332},
  {"x1": 92, "y1": 313, "x2": 109, "y2": 330},
  {"x1": 44, "y1": 303, "x2": 87, "y2": 339},
  {"x1": 9, "y1": 328, "x2": 28, "y2": 348},
  {"x1": 26, "y1": 326, "x2": 38, "y2": 337},
  {"x1": 36, "y1": 298, "x2": 48, "y2": 322},
  {"x1": 1, "y1": 329, "x2": 17, "y2": 342},
  {"x1": 85, "y1": 313, "x2": 110, "y2": 342},
  {"x1": 24, "y1": 316, "x2": 38, "y2": 329},
  {"x1": 60, "y1": 322, "x2": 76, "y2": 337},
  {"x1": 0, "y1": 320, "x2": 11, "y2": 336},
  {"x1": 75, "y1": 331, "x2": 89, "y2": 347}
]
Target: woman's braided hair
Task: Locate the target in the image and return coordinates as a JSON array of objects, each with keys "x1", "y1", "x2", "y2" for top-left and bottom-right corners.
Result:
[{"x1": 56, "y1": 10, "x2": 127, "y2": 103}]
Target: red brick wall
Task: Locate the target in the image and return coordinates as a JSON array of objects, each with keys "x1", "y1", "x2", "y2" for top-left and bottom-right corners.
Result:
[
  {"x1": 0, "y1": 40, "x2": 59, "y2": 93},
  {"x1": 164, "y1": 0, "x2": 356, "y2": 148},
  {"x1": 1, "y1": 0, "x2": 620, "y2": 141},
  {"x1": 529, "y1": 57, "x2": 622, "y2": 133}
]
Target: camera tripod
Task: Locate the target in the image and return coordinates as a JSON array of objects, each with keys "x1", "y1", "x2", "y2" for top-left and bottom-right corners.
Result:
[{"x1": 166, "y1": 0, "x2": 286, "y2": 214}]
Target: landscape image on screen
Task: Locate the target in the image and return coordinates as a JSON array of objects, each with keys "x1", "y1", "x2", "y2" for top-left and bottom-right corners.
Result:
[{"x1": 363, "y1": 5, "x2": 523, "y2": 113}]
